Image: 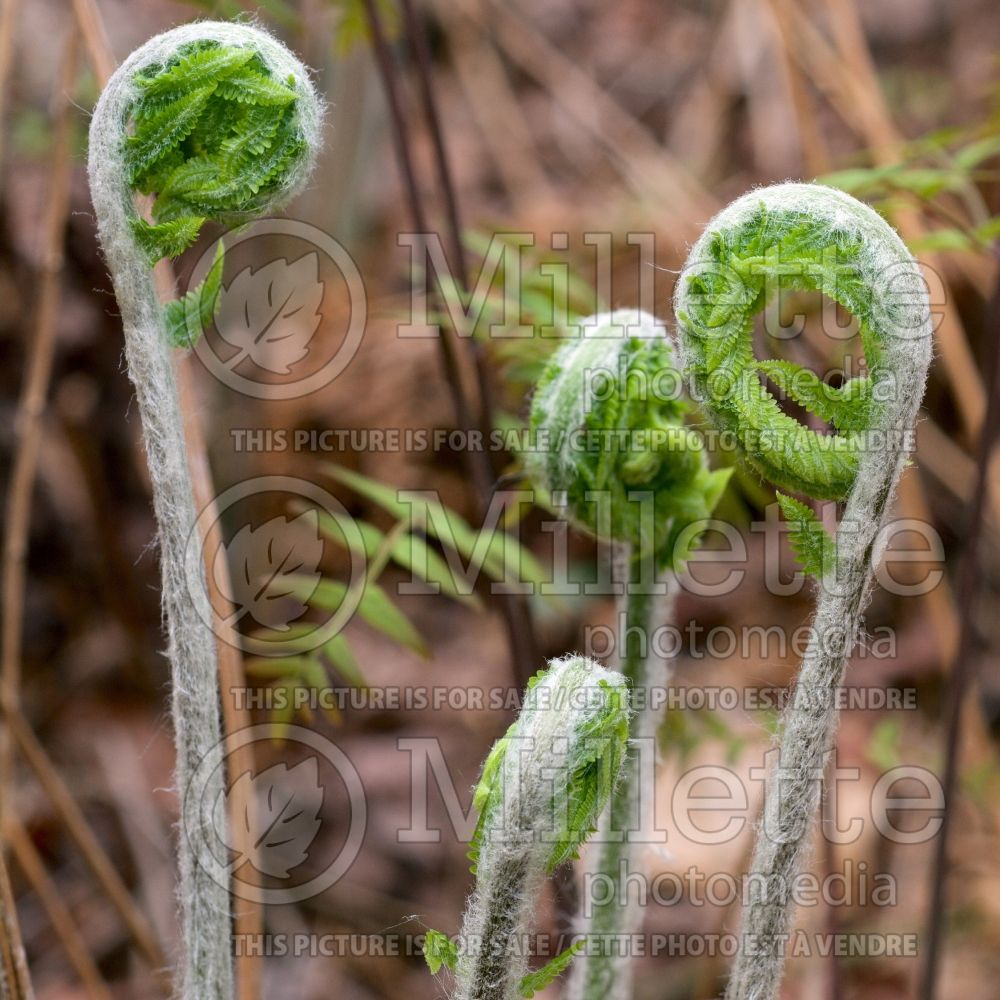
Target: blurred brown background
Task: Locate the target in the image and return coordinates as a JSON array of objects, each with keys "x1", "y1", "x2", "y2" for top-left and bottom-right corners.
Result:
[{"x1": 1, "y1": 0, "x2": 1000, "y2": 998}]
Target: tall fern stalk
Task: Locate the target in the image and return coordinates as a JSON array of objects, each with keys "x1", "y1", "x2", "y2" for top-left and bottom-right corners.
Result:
[
  {"x1": 675, "y1": 183, "x2": 932, "y2": 1000},
  {"x1": 529, "y1": 311, "x2": 730, "y2": 999},
  {"x1": 571, "y1": 545, "x2": 674, "y2": 1000},
  {"x1": 88, "y1": 22, "x2": 321, "y2": 1000}
]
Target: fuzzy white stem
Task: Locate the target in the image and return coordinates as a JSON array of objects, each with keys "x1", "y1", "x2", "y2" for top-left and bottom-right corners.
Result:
[
  {"x1": 456, "y1": 657, "x2": 629, "y2": 1000},
  {"x1": 568, "y1": 546, "x2": 674, "y2": 1000},
  {"x1": 725, "y1": 465, "x2": 911, "y2": 1000},
  {"x1": 88, "y1": 22, "x2": 321, "y2": 1000},
  {"x1": 90, "y1": 164, "x2": 233, "y2": 1000}
]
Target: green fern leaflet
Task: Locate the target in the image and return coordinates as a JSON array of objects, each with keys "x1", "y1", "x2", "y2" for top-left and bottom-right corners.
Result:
[
  {"x1": 163, "y1": 240, "x2": 225, "y2": 348},
  {"x1": 124, "y1": 39, "x2": 308, "y2": 263},
  {"x1": 776, "y1": 492, "x2": 838, "y2": 580}
]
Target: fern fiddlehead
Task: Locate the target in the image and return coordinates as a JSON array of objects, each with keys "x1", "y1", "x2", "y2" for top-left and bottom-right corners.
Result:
[
  {"x1": 529, "y1": 310, "x2": 730, "y2": 1000},
  {"x1": 675, "y1": 182, "x2": 932, "y2": 1000},
  {"x1": 88, "y1": 22, "x2": 321, "y2": 1000},
  {"x1": 424, "y1": 656, "x2": 630, "y2": 1000},
  {"x1": 530, "y1": 310, "x2": 731, "y2": 571}
]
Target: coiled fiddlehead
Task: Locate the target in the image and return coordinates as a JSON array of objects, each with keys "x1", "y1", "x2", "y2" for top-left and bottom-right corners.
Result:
[
  {"x1": 93, "y1": 21, "x2": 322, "y2": 348},
  {"x1": 88, "y1": 22, "x2": 322, "y2": 1000},
  {"x1": 424, "y1": 656, "x2": 630, "y2": 1000},
  {"x1": 529, "y1": 309, "x2": 730, "y2": 570},
  {"x1": 529, "y1": 310, "x2": 729, "y2": 1000},
  {"x1": 102, "y1": 22, "x2": 321, "y2": 263},
  {"x1": 675, "y1": 182, "x2": 926, "y2": 500},
  {"x1": 675, "y1": 183, "x2": 932, "y2": 1000}
]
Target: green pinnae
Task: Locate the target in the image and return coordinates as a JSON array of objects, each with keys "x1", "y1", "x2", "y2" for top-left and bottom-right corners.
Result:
[
  {"x1": 437, "y1": 656, "x2": 631, "y2": 1000},
  {"x1": 675, "y1": 184, "x2": 932, "y2": 1000},
  {"x1": 674, "y1": 183, "x2": 924, "y2": 501},
  {"x1": 530, "y1": 309, "x2": 731, "y2": 570},
  {"x1": 123, "y1": 39, "x2": 311, "y2": 263},
  {"x1": 468, "y1": 661, "x2": 630, "y2": 877}
]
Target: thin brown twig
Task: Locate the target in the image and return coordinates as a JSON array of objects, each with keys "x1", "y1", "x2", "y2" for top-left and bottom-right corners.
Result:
[
  {"x1": 360, "y1": 0, "x2": 480, "y2": 472},
  {"x1": 3, "y1": 710, "x2": 169, "y2": 987},
  {"x1": 0, "y1": 33, "x2": 80, "y2": 1000},
  {"x1": 400, "y1": 0, "x2": 542, "y2": 678},
  {"x1": 398, "y1": 0, "x2": 504, "y2": 470},
  {"x1": 67, "y1": 0, "x2": 113, "y2": 87},
  {"x1": 762, "y1": 0, "x2": 831, "y2": 177},
  {"x1": 0, "y1": 0, "x2": 21, "y2": 175},
  {"x1": 400, "y1": 0, "x2": 465, "y2": 286},
  {"x1": 0, "y1": 850, "x2": 31, "y2": 1000},
  {"x1": 4, "y1": 814, "x2": 112, "y2": 1000},
  {"x1": 920, "y1": 254, "x2": 1000, "y2": 1000},
  {"x1": 400, "y1": 0, "x2": 506, "y2": 462},
  {"x1": 362, "y1": 0, "x2": 540, "y2": 683}
]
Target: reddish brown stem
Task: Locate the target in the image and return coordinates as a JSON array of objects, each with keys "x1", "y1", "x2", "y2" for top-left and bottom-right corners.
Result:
[{"x1": 361, "y1": 0, "x2": 539, "y2": 683}]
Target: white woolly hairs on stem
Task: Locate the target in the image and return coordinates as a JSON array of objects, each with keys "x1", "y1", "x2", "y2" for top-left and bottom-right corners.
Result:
[
  {"x1": 675, "y1": 183, "x2": 933, "y2": 1000},
  {"x1": 88, "y1": 22, "x2": 321, "y2": 1000},
  {"x1": 567, "y1": 548, "x2": 674, "y2": 1000},
  {"x1": 456, "y1": 656, "x2": 630, "y2": 1000},
  {"x1": 529, "y1": 309, "x2": 718, "y2": 1000}
]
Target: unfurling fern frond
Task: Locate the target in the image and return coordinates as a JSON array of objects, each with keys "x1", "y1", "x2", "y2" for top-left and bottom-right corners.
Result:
[
  {"x1": 468, "y1": 667, "x2": 629, "y2": 878},
  {"x1": 529, "y1": 309, "x2": 731, "y2": 570},
  {"x1": 121, "y1": 38, "x2": 319, "y2": 261},
  {"x1": 88, "y1": 23, "x2": 323, "y2": 1000},
  {"x1": 426, "y1": 657, "x2": 630, "y2": 1000},
  {"x1": 676, "y1": 185, "x2": 933, "y2": 1000},
  {"x1": 674, "y1": 184, "x2": 929, "y2": 500}
]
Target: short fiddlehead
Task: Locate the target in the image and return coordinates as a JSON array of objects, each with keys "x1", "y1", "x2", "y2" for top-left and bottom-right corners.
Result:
[
  {"x1": 88, "y1": 21, "x2": 321, "y2": 1000},
  {"x1": 423, "y1": 656, "x2": 630, "y2": 1000},
  {"x1": 675, "y1": 182, "x2": 932, "y2": 1000},
  {"x1": 530, "y1": 310, "x2": 729, "y2": 1000}
]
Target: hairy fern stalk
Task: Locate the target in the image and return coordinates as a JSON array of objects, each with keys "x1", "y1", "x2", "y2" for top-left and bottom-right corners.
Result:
[
  {"x1": 529, "y1": 311, "x2": 729, "y2": 1000},
  {"x1": 88, "y1": 21, "x2": 321, "y2": 1000},
  {"x1": 675, "y1": 182, "x2": 932, "y2": 1000},
  {"x1": 424, "y1": 656, "x2": 630, "y2": 1000}
]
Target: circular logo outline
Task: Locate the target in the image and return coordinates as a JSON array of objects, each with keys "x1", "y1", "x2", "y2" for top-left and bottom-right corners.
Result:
[
  {"x1": 188, "y1": 218, "x2": 367, "y2": 400},
  {"x1": 185, "y1": 475, "x2": 368, "y2": 658},
  {"x1": 185, "y1": 724, "x2": 368, "y2": 905}
]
